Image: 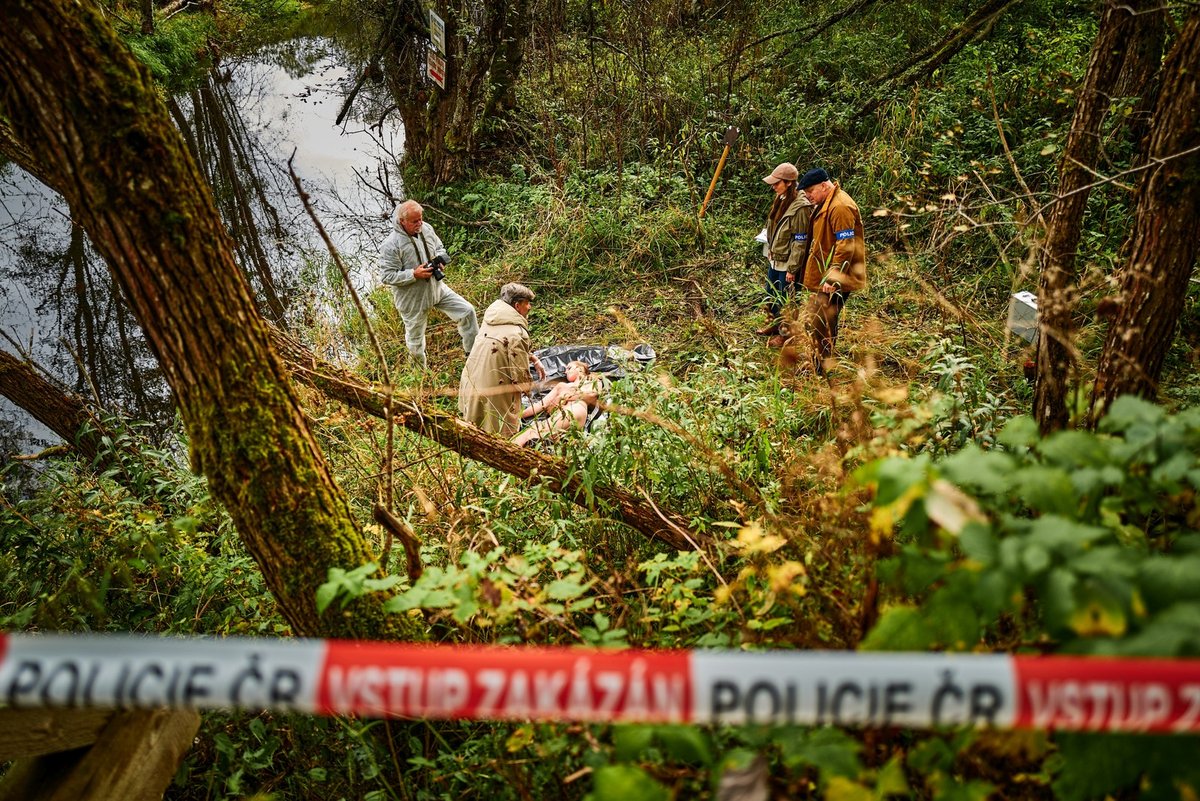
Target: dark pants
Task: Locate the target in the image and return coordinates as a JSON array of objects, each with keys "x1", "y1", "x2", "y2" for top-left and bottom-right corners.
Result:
[
  {"x1": 765, "y1": 266, "x2": 792, "y2": 319},
  {"x1": 804, "y1": 290, "x2": 849, "y2": 372}
]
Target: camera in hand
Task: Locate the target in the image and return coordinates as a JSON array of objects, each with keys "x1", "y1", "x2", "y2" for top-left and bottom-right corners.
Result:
[{"x1": 429, "y1": 253, "x2": 450, "y2": 281}]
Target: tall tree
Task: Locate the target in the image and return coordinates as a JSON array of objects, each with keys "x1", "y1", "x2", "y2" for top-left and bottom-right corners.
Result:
[
  {"x1": 1092, "y1": 12, "x2": 1200, "y2": 416},
  {"x1": 370, "y1": 0, "x2": 531, "y2": 184},
  {"x1": 0, "y1": 0, "x2": 410, "y2": 640},
  {"x1": 1033, "y1": 0, "x2": 1146, "y2": 433}
]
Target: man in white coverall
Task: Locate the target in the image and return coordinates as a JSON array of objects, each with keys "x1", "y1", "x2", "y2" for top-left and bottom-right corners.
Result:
[{"x1": 379, "y1": 200, "x2": 479, "y2": 366}]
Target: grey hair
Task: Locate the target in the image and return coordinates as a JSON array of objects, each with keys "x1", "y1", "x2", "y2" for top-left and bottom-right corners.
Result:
[
  {"x1": 500, "y1": 282, "x2": 535, "y2": 305},
  {"x1": 395, "y1": 199, "x2": 422, "y2": 223}
]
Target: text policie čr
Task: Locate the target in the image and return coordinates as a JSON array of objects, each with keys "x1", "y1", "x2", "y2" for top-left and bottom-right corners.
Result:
[
  {"x1": 3, "y1": 655, "x2": 306, "y2": 709},
  {"x1": 709, "y1": 673, "x2": 1007, "y2": 726}
]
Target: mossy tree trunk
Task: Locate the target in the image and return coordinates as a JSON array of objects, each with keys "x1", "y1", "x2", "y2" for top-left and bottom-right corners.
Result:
[
  {"x1": 0, "y1": 0, "x2": 411, "y2": 641},
  {"x1": 1033, "y1": 0, "x2": 1144, "y2": 434},
  {"x1": 1092, "y1": 12, "x2": 1200, "y2": 416}
]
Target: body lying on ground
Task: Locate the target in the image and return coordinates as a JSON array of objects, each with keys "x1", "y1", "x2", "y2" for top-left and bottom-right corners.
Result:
[{"x1": 513, "y1": 360, "x2": 607, "y2": 447}]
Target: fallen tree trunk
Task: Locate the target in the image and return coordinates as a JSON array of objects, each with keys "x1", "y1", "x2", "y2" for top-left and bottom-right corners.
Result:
[
  {"x1": 0, "y1": 336, "x2": 704, "y2": 553},
  {"x1": 270, "y1": 330, "x2": 705, "y2": 552},
  {"x1": 0, "y1": 350, "x2": 103, "y2": 463}
]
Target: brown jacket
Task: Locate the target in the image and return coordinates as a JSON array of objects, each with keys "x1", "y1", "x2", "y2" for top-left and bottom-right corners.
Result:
[
  {"x1": 801, "y1": 184, "x2": 867, "y2": 292},
  {"x1": 458, "y1": 300, "x2": 532, "y2": 435},
  {"x1": 766, "y1": 193, "x2": 813, "y2": 276}
]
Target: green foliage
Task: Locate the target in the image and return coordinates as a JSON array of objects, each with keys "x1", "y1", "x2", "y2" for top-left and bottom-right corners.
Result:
[
  {"x1": 317, "y1": 562, "x2": 400, "y2": 615},
  {"x1": 859, "y1": 398, "x2": 1200, "y2": 797},
  {"x1": 0, "y1": 420, "x2": 278, "y2": 635},
  {"x1": 126, "y1": 15, "x2": 215, "y2": 89}
]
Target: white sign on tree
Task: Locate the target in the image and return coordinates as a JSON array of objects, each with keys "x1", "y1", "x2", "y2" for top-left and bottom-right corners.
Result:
[
  {"x1": 429, "y1": 9, "x2": 446, "y2": 54},
  {"x1": 427, "y1": 49, "x2": 446, "y2": 89}
]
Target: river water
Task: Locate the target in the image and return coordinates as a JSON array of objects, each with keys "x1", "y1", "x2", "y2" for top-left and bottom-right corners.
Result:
[{"x1": 0, "y1": 36, "x2": 401, "y2": 456}]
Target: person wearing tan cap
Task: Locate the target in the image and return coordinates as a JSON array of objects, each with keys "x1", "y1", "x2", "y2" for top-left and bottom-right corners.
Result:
[{"x1": 758, "y1": 162, "x2": 813, "y2": 344}]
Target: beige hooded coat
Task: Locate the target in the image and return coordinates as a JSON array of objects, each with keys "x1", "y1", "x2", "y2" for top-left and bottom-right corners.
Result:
[{"x1": 458, "y1": 299, "x2": 532, "y2": 435}]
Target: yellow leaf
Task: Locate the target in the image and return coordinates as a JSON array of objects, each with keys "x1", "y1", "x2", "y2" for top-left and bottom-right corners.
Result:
[
  {"x1": 767, "y1": 561, "x2": 807, "y2": 596},
  {"x1": 872, "y1": 385, "x2": 909, "y2": 405},
  {"x1": 870, "y1": 482, "x2": 925, "y2": 539},
  {"x1": 1070, "y1": 580, "x2": 1127, "y2": 637},
  {"x1": 825, "y1": 776, "x2": 874, "y2": 801},
  {"x1": 732, "y1": 520, "x2": 787, "y2": 555},
  {"x1": 505, "y1": 724, "x2": 535, "y2": 753}
]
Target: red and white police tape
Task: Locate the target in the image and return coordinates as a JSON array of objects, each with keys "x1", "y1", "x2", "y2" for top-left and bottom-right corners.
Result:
[{"x1": 1, "y1": 633, "x2": 1198, "y2": 732}]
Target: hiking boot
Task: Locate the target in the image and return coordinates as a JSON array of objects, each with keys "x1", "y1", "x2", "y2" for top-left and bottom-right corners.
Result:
[
  {"x1": 767, "y1": 335, "x2": 787, "y2": 348},
  {"x1": 756, "y1": 322, "x2": 780, "y2": 336}
]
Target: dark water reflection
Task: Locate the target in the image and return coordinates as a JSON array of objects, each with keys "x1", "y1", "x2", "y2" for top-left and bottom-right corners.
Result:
[{"x1": 0, "y1": 36, "x2": 401, "y2": 457}]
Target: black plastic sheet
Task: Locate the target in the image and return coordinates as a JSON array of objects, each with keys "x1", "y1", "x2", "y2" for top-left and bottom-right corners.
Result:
[{"x1": 527, "y1": 343, "x2": 656, "y2": 382}]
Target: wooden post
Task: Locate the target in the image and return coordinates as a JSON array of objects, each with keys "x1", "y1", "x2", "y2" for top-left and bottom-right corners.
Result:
[{"x1": 698, "y1": 126, "x2": 739, "y2": 219}]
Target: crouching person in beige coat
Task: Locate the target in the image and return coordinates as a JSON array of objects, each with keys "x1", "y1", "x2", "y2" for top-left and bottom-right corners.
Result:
[{"x1": 459, "y1": 283, "x2": 545, "y2": 435}]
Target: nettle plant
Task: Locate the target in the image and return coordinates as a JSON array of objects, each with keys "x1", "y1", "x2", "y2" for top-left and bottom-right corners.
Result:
[{"x1": 857, "y1": 396, "x2": 1200, "y2": 799}]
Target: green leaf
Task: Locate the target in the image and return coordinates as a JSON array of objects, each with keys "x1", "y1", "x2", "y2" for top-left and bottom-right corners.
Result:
[
  {"x1": 613, "y1": 725, "x2": 654, "y2": 762},
  {"x1": 1038, "y1": 430, "x2": 1110, "y2": 468},
  {"x1": 939, "y1": 447, "x2": 1015, "y2": 496},
  {"x1": 363, "y1": 575, "x2": 401, "y2": 593},
  {"x1": 546, "y1": 577, "x2": 591, "y2": 600},
  {"x1": 315, "y1": 579, "x2": 339, "y2": 615},
  {"x1": 971, "y1": 569, "x2": 1011, "y2": 619},
  {"x1": 930, "y1": 775, "x2": 995, "y2": 801},
  {"x1": 1014, "y1": 466, "x2": 1077, "y2": 516},
  {"x1": 1072, "y1": 546, "x2": 1138, "y2": 580},
  {"x1": 1098, "y1": 395, "x2": 1164, "y2": 434},
  {"x1": 874, "y1": 755, "x2": 909, "y2": 798},
  {"x1": 997, "y1": 415, "x2": 1039, "y2": 450},
  {"x1": 1051, "y1": 733, "x2": 1147, "y2": 801},
  {"x1": 453, "y1": 597, "x2": 479, "y2": 623},
  {"x1": 589, "y1": 765, "x2": 670, "y2": 801},
  {"x1": 907, "y1": 736, "x2": 956, "y2": 774},
  {"x1": 1152, "y1": 450, "x2": 1195, "y2": 485},
  {"x1": 958, "y1": 522, "x2": 997, "y2": 565},
  {"x1": 1115, "y1": 602, "x2": 1200, "y2": 656},
  {"x1": 864, "y1": 455, "x2": 931, "y2": 506},
  {"x1": 775, "y1": 727, "x2": 863, "y2": 784},
  {"x1": 419, "y1": 589, "x2": 457, "y2": 608},
  {"x1": 1026, "y1": 516, "x2": 1110, "y2": 552},
  {"x1": 656, "y1": 725, "x2": 713, "y2": 765},
  {"x1": 1022, "y1": 544, "x2": 1051, "y2": 576},
  {"x1": 826, "y1": 776, "x2": 875, "y2": 801},
  {"x1": 1139, "y1": 556, "x2": 1200, "y2": 612},
  {"x1": 861, "y1": 605, "x2": 933, "y2": 651},
  {"x1": 1068, "y1": 577, "x2": 1127, "y2": 637}
]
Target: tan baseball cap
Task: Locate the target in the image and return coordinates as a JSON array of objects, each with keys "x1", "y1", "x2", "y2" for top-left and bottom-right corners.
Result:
[{"x1": 762, "y1": 162, "x2": 799, "y2": 185}]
